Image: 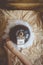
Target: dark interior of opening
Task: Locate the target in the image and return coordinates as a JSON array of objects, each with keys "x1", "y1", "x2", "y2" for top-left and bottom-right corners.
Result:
[{"x1": 9, "y1": 25, "x2": 30, "y2": 44}]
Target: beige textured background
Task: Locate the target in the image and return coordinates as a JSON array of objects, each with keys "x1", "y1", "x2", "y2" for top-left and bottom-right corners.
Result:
[{"x1": 0, "y1": 10, "x2": 43, "y2": 65}]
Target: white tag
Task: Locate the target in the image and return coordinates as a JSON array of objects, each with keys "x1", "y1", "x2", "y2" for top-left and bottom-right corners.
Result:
[{"x1": 17, "y1": 38, "x2": 25, "y2": 45}]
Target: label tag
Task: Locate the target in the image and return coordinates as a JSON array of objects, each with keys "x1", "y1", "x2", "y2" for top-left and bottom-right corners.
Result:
[{"x1": 17, "y1": 38, "x2": 25, "y2": 45}]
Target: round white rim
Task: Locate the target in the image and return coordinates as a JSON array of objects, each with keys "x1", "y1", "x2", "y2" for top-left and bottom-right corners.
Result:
[{"x1": 3, "y1": 20, "x2": 35, "y2": 49}]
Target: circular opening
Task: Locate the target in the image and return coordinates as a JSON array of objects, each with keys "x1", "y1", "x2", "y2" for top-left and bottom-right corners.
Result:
[{"x1": 9, "y1": 25, "x2": 30, "y2": 45}]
